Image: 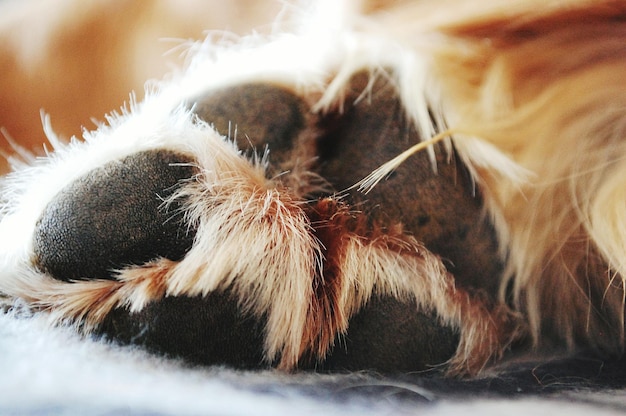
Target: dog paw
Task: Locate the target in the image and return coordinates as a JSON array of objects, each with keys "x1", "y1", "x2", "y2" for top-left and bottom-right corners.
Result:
[{"x1": 0, "y1": 74, "x2": 522, "y2": 375}]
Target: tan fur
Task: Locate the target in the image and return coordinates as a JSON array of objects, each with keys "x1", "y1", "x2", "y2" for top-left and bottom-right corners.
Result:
[
  {"x1": 427, "y1": 0, "x2": 626, "y2": 354},
  {"x1": 334, "y1": 0, "x2": 626, "y2": 361}
]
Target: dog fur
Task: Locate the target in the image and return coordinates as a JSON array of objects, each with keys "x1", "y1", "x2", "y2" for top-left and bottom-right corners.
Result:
[{"x1": 1, "y1": 0, "x2": 625, "y2": 379}]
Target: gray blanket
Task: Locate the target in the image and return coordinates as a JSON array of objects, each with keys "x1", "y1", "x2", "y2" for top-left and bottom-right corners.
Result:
[{"x1": 1, "y1": 310, "x2": 624, "y2": 415}]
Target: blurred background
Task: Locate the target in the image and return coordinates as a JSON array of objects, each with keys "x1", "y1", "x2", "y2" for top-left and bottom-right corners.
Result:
[{"x1": 0, "y1": 0, "x2": 280, "y2": 173}]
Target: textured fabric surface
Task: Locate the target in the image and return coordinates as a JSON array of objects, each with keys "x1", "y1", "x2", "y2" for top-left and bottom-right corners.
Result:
[{"x1": 1, "y1": 310, "x2": 624, "y2": 415}]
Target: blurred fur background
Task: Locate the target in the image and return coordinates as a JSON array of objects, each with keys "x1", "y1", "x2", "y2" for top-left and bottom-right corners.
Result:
[{"x1": 0, "y1": 0, "x2": 280, "y2": 173}]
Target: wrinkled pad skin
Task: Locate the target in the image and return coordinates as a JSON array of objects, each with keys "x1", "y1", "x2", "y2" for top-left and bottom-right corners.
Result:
[{"x1": 33, "y1": 150, "x2": 197, "y2": 281}]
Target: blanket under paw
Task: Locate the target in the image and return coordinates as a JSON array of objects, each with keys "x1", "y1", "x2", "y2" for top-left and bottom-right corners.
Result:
[{"x1": 1, "y1": 309, "x2": 624, "y2": 415}]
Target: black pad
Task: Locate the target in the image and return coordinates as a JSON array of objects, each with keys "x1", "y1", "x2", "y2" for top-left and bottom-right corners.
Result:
[
  {"x1": 33, "y1": 150, "x2": 197, "y2": 281},
  {"x1": 322, "y1": 296, "x2": 459, "y2": 373},
  {"x1": 317, "y1": 73, "x2": 502, "y2": 295},
  {"x1": 191, "y1": 83, "x2": 306, "y2": 157},
  {"x1": 98, "y1": 293, "x2": 267, "y2": 369}
]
